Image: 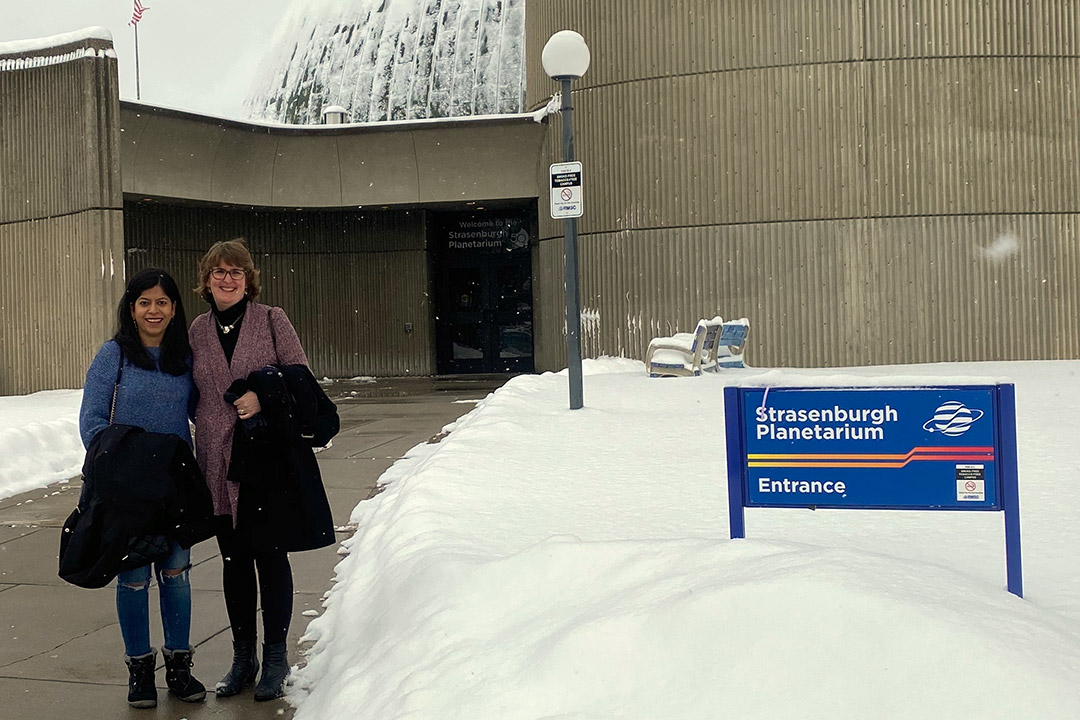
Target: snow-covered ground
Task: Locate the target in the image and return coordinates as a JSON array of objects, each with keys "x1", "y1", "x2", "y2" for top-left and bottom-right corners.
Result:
[
  {"x1": 0, "y1": 389, "x2": 82, "y2": 500},
  {"x1": 295, "y1": 358, "x2": 1080, "y2": 719},
  {"x1": 7, "y1": 358, "x2": 1080, "y2": 717}
]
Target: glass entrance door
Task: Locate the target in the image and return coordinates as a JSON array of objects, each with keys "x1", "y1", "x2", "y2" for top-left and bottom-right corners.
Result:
[
  {"x1": 441, "y1": 266, "x2": 487, "y2": 372},
  {"x1": 434, "y1": 213, "x2": 534, "y2": 374},
  {"x1": 492, "y1": 261, "x2": 533, "y2": 369}
]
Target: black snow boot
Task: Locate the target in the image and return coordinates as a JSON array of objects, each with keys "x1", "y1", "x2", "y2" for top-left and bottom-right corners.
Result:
[
  {"x1": 124, "y1": 649, "x2": 158, "y2": 708},
  {"x1": 215, "y1": 638, "x2": 259, "y2": 697},
  {"x1": 253, "y1": 642, "x2": 289, "y2": 701},
  {"x1": 163, "y1": 647, "x2": 207, "y2": 702}
]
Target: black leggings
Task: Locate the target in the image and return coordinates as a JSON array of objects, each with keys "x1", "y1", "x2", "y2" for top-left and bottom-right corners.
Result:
[{"x1": 216, "y1": 519, "x2": 293, "y2": 645}]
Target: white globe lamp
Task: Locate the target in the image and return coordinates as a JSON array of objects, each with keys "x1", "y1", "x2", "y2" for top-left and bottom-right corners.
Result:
[{"x1": 542, "y1": 30, "x2": 591, "y2": 80}]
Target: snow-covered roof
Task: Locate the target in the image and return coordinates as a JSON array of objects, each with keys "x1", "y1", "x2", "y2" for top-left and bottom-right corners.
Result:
[
  {"x1": 0, "y1": 27, "x2": 115, "y2": 72},
  {"x1": 0, "y1": 27, "x2": 112, "y2": 57},
  {"x1": 247, "y1": 0, "x2": 526, "y2": 125},
  {"x1": 121, "y1": 99, "x2": 547, "y2": 133}
]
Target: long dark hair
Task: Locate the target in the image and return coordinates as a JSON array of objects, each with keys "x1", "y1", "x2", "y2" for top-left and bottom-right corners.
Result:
[{"x1": 114, "y1": 268, "x2": 191, "y2": 376}]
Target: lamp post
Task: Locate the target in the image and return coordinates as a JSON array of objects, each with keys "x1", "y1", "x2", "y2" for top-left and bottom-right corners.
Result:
[{"x1": 543, "y1": 30, "x2": 591, "y2": 410}]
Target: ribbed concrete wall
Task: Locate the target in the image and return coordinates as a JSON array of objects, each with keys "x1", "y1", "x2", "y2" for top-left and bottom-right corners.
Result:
[
  {"x1": 120, "y1": 103, "x2": 546, "y2": 209},
  {"x1": 0, "y1": 33, "x2": 124, "y2": 394},
  {"x1": 539, "y1": 214, "x2": 1080, "y2": 367},
  {"x1": 123, "y1": 203, "x2": 433, "y2": 378},
  {"x1": 527, "y1": 0, "x2": 1080, "y2": 370}
]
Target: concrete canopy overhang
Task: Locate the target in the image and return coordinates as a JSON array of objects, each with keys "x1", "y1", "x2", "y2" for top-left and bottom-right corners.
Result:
[{"x1": 119, "y1": 102, "x2": 549, "y2": 208}]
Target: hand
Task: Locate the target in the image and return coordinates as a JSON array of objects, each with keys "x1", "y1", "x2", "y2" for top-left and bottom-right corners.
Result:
[{"x1": 234, "y1": 391, "x2": 261, "y2": 419}]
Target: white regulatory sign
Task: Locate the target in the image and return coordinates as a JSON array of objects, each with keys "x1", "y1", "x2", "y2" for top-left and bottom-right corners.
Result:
[{"x1": 550, "y1": 161, "x2": 583, "y2": 219}]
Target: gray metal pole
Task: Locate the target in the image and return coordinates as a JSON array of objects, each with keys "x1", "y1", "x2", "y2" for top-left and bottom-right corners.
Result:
[
  {"x1": 134, "y1": 24, "x2": 141, "y2": 101},
  {"x1": 561, "y1": 78, "x2": 584, "y2": 409}
]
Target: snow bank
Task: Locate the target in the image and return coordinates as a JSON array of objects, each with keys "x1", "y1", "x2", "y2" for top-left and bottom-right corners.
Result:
[
  {"x1": 0, "y1": 390, "x2": 83, "y2": 500},
  {"x1": 290, "y1": 358, "x2": 1080, "y2": 719}
]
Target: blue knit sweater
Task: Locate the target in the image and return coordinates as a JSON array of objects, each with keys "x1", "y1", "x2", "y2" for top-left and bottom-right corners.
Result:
[{"x1": 79, "y1": 340, "x2": 195, "y2": 450}]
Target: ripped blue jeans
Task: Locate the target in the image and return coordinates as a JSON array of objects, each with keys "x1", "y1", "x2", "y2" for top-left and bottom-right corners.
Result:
[{"x1": 116, "y1": 540, "x2": 192, "y2": 657}]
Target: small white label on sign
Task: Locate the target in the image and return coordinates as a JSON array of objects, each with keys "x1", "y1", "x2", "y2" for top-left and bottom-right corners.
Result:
[
  {"x1": 956, "y1": 479, "x2": 985, "y2": 502},
  {"x1": 550, "y1": 161, "x2": 583, "y2": 219},
  {"x1": 955, "y1": 463, "x2": 985, "y2": 501}
]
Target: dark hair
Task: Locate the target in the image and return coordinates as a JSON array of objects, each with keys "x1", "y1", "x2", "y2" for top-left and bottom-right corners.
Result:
[{"x1": 114, "y1": 268, "x2": 191, "y2": 376}]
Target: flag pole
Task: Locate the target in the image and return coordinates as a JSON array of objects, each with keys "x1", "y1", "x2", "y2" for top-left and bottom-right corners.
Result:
[
  {"x1": 134, "y1": 23, "x2": 141, "y2": 100},
  {"x1": 129, "y1": 1, "x2": 147, "y2": 100}
]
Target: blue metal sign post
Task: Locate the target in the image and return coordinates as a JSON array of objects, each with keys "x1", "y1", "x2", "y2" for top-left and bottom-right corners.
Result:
[{"x1": 724, "y1": 384, "x2": 1023, "y2": 598}]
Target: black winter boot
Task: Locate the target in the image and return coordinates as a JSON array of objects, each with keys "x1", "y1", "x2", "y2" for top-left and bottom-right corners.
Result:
[
  {"x1": 124, "y1": 649, "x2": 158, "y2": 708},
  {"x1": 253, "y1": 642, "x2": 289, "y2": 701},
  {"x1": 215, "y1": 638, "x2": 259, "y2": 698},
  {"x1": 163, "y1": 648, "x2": 207, "y2": 702}
]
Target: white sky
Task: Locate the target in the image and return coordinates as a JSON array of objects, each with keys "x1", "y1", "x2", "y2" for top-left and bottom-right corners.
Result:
[
  {"x1": 0, "y1": 0, "x2": 295, "y2": 119},
  {"x1": 7, "y1": 356, "x2": 1080, "y2": 717}
]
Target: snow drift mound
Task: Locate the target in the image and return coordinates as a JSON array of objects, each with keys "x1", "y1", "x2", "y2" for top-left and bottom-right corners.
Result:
[
  {"x1": 293, "y1": 535, "x2": 1080, "y2": 720},
  {"x1": 0, "y1": 389, "x2": 83, "y2": 499}
]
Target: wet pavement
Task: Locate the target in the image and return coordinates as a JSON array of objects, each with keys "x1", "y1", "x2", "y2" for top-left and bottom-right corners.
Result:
[{"x1": 0, "y1": 376, "x2": 507, "y2": 720}]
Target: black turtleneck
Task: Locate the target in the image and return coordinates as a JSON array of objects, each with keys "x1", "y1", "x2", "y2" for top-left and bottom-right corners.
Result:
[{"x1": 212, "y1": 296, "x2": 248, "y2": 364}]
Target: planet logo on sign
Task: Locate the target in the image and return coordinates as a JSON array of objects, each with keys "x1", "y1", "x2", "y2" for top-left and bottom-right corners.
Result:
[
  {"x1": 511, "y1": 228, "x2": 529, "y2": 250},
  {"x1": 922, "y1": 401, "x2": 984, "y2": 436}
]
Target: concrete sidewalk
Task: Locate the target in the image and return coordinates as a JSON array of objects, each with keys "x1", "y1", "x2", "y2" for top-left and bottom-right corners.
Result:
[{"x1": 0, "y1": 376, "x2": 505, "y2": 720}]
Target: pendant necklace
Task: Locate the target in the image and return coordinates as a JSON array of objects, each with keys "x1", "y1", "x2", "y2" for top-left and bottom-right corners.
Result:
[{"x1": 216, "y1": 311, "x2": 245, "y2": 335}]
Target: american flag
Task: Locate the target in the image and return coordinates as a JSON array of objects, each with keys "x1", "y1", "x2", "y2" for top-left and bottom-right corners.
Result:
[{"x1": 129, "y1": 0, "x2": 148, "y2": 26}]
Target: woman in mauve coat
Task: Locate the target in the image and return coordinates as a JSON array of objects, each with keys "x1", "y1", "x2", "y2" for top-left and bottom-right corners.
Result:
[{"x1": 188, "y1": 239, "x2": 309, "y2": 702}]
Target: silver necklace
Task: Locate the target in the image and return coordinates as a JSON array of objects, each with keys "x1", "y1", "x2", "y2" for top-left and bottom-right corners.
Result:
[{"x1": 216, "y1": 311, "x2": 245, "y2": 335}]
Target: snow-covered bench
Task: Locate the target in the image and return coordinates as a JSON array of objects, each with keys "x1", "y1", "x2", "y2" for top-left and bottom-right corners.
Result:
[
  {"x1": 645, "y1": 317, "x2": 723, "y2": 377},
  {"x1": 715, "y1": 319, "x2": 750, "y2": 368}
]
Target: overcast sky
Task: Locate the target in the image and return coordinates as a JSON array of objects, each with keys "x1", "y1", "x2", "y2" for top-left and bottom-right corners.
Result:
[{"x1": 0, "y1": 0, "x2": 296, "y2": 119}]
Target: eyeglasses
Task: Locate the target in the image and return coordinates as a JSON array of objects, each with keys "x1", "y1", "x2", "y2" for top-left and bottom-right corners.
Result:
[{"x1": 210, "y1": 268, "x2": 246, "y2": 281}]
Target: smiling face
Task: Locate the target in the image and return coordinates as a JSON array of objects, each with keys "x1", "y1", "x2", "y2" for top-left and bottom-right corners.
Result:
[
  {"x1": 209, "y1": 263, "x2": 248, "y2": 311},
  {"x1": 130, "y1": 284, "x2": 175, "y2": 347}
]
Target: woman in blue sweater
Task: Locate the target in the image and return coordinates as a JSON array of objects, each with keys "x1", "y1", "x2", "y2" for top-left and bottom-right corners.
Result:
[{"x1": 79, "y1": 268, "x2": 206, "y2": 709}]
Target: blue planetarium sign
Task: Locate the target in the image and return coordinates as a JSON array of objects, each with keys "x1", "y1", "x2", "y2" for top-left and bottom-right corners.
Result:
[{"x1": 723, "y1": 384, "x2": 1023, "y2": 597}]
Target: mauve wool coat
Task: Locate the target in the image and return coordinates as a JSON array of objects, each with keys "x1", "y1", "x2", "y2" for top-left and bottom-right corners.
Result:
[{"x1": 189, "y1": 302, "x2": 308, "y2": 522}]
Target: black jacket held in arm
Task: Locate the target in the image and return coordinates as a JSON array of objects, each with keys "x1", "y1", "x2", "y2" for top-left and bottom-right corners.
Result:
[
  {"x1": 226, "y1": 363, "x2": 339, "y2": 553},
  {"x1": 59, "y1": 424, "x2": 215, "y2": 589}
]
